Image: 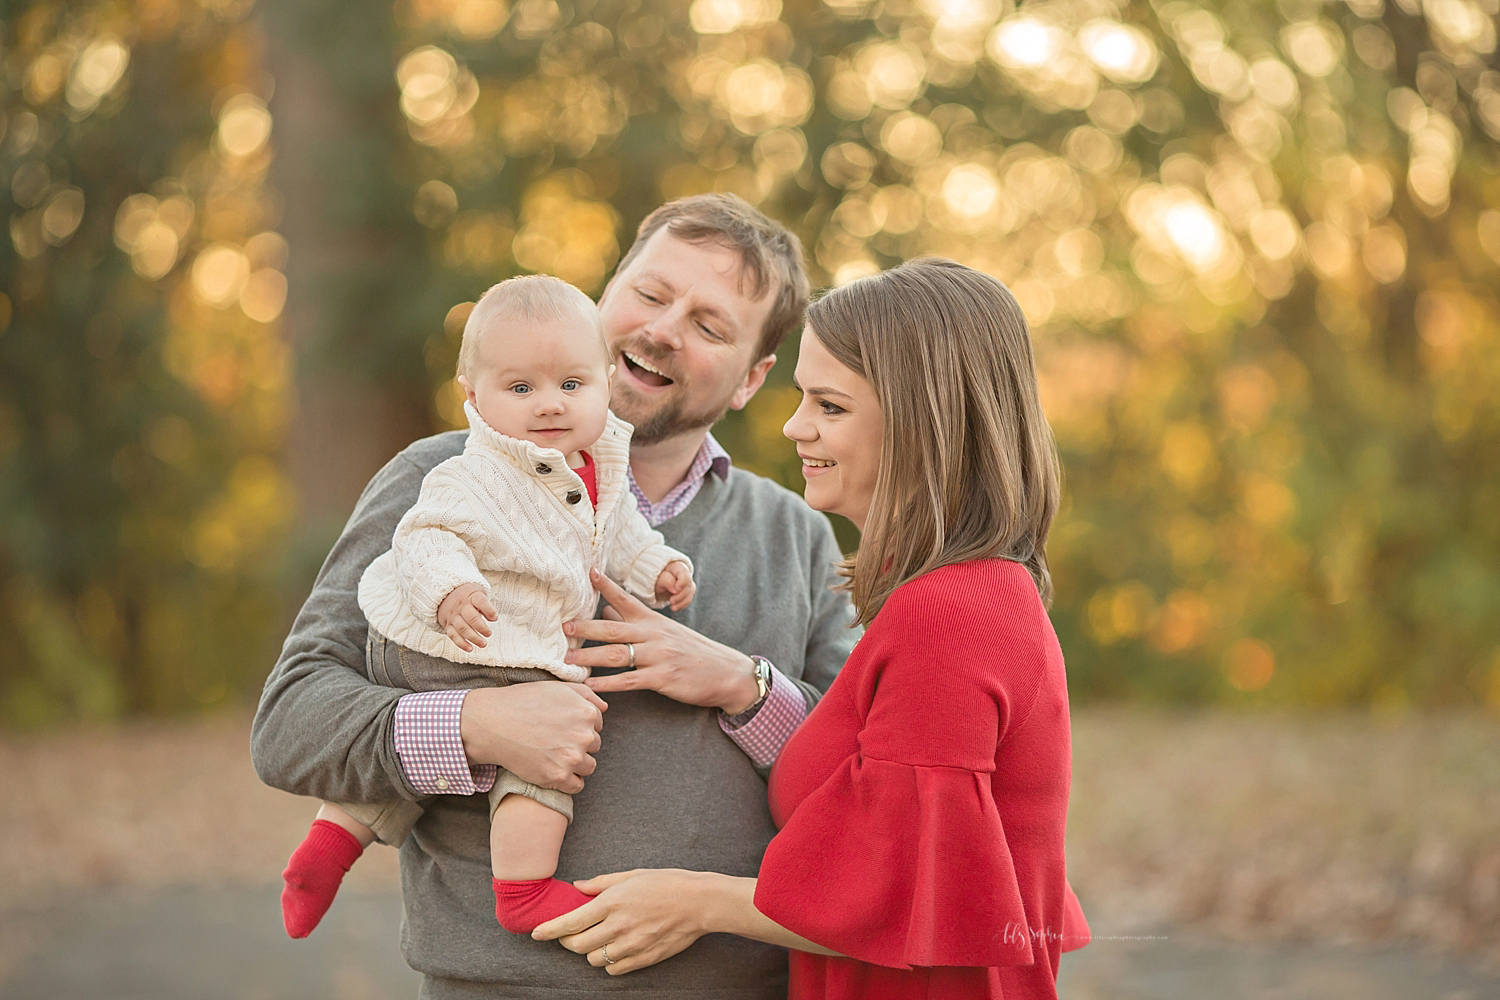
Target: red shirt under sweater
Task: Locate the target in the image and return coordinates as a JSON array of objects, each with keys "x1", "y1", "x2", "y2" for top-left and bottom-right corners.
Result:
[
  {"x1": 755, "y1": 558, "x2": 1090, "y2": 1000},
  {"x1": 575, "y1": 451, "x2": 598, "y2": 508}
]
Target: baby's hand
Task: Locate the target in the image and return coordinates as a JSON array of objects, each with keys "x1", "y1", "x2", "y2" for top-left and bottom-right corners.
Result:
[
  {"x1": 437, "y1": 583, "x2": 498, "y2": 652},
  {"x1": 654, "y1": 560, "x2": 696, "y2": 611}
]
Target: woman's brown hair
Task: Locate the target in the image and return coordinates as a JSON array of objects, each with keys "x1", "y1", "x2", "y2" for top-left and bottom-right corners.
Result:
[{"x1": 805, "y1": 257, "x2": 1061, "y2": 625}]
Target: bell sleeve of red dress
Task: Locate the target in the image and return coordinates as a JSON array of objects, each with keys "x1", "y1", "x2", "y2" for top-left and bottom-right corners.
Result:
[
  {"x1": 1062, "y1": 879, "x2": 1091, "y2": 952},
  {"x1": 754, "y1": 593, "x2": 1043, "y2": 970}
]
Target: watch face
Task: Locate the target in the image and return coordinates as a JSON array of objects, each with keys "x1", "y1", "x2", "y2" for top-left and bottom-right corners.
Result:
[{"x1": 752, "y1": 657, "x2": 771, "y2": 699}]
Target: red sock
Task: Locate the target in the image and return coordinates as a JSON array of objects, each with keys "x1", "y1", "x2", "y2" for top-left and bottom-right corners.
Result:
[
  {"x1": 492, "y1": 877, "x2": 592, "y2": 934},
  {"x1": 281, "y1": 819, "x2": 364, "y2": 939}
]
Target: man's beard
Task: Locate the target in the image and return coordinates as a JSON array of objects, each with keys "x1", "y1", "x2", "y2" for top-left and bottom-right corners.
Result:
[
  {"x1": 610, "y1": 340, "x2": 736, "y2": 446},
  {"x1": 613, "y1": 382, "x2": 733, "y2": 446}
]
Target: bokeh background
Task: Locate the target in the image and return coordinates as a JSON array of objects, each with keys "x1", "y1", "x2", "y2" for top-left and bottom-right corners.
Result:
[
  {"x1": 6, "y1": 0, "x2": 1500, "y2": 723},
  {"x1": 3, "y1": 0, "x2": 1500, "y2": 993}
]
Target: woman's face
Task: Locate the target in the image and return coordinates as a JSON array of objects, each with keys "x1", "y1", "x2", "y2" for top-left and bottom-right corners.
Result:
[{"x1": 783, "y1": 326, "x2": 884, "y2": 532}]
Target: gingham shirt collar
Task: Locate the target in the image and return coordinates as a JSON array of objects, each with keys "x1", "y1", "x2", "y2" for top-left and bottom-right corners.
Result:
[{"x1": 627, "y1": 433, "x2": 731, "y2": 527}]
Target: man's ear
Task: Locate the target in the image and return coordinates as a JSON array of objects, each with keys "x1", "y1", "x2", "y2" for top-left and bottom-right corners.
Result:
[{"x1": 729, "y1": 353, "x2": 776, "y2": 411}]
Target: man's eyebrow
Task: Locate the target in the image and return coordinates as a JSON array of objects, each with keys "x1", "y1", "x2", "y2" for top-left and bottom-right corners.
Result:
[
  {"x1": 636, "y1": 269, "x2": 680, "y2": 296},
  {"x1": 637, "y1": 268, "x2": 743, "y2": 334},
  {"x1": 696, "y1": 300, "x2": 741, "y2": 333}
]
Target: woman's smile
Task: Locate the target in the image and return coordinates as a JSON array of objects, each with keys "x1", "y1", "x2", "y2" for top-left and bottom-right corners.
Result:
[
  {"x1": 800, "y1": 454, "x2": 837, "y2": 476},
  {"x1": 783, "y1": 326, "x2": 884, "y2": 532}
]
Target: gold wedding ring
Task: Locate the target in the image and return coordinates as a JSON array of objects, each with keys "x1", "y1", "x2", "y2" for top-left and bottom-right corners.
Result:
[
  {"x1": 625, "y1": 642, "x2": 636, "y2": 669},
  {"x1": 601, "y1": 942, "x2": 616, "y2": 965}
]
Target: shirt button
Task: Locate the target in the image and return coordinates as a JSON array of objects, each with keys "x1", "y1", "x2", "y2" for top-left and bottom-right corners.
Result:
[
  {"x1": 535, "y1": 464, "x2": 551, "y2": 474},
  {"x1": 435, "y1": 777, "x2": 449, "y2": 790},
  {"x1": 566, "y1": 490, "x2": 582, "y2": 504}
]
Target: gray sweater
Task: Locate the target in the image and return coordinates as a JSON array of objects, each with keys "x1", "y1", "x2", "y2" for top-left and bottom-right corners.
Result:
[{"x1": 250, "y1": 430, "x2": 857, "y2": 998}]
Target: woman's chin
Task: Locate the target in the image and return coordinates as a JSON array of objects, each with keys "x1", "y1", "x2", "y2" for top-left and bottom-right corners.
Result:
[
  {"x1": 801, "y1": 485, "x2": 860, "y2": 529},
  {"x1": 799, "y1": 479, "x2": 832, "y2": 509}
]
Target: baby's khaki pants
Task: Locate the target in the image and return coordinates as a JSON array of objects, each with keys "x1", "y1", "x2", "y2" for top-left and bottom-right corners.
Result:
[{"x1": 332, "y1": 627, "x2": 573, "y2": 847}]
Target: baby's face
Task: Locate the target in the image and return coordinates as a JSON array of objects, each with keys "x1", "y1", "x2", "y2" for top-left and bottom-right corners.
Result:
[{"x1": 459, "y1": 312, "x2": 613, "y2": 460}]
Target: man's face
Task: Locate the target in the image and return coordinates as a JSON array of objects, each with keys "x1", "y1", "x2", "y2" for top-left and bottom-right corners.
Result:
[{"x1": 598, "y1": 229, "x2": 778, "y2": 446}]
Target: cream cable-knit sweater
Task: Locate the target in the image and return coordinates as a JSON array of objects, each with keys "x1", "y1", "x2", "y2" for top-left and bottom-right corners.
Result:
[{"x1": 357, "y1": 401, "x2": 690, "y2": 683}]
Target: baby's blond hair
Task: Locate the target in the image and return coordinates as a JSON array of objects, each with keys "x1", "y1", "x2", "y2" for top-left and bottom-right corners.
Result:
[{"x1": 457, "y1": 275, "x2": 606, "y2": 378}]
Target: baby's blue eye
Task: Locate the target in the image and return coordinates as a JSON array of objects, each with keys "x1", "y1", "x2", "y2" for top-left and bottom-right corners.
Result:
[
  {"x1": 511, "y1": 384, "x2": 531, "y2": 395},
  {"x1": 562, "y1": 379, "x2": 581, "y2": 391}
]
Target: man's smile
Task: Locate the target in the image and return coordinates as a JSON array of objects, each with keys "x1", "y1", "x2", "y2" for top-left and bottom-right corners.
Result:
[{"x1": 620, "y1": 351, "x2": 675, "y2": 389}]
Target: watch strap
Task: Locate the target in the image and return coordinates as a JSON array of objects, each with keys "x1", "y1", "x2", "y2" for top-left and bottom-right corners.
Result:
[{"x1": 723, "y1": 655, "x2": 774, "y2": 726}]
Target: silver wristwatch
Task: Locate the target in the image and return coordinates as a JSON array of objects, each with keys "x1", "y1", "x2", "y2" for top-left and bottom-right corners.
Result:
[{"x1": 749, "y1": 654, "x2": 773, "y2": 705}]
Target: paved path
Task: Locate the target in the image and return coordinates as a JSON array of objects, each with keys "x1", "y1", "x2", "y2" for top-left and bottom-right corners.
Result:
[
  {"x1": 0, "y1": 887, "x2": 418, "y2": 1000},
  {"x1": 1057, "y1": 928, "x2": 1500, "y2": 1000},
  {"x1": 3, "y1": 887, "x2": 1497, "y2": 999}
]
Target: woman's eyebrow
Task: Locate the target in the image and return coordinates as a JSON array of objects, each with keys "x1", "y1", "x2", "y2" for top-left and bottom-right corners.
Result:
[{"x1": 792, "y1": 377, "x2": 853, "y2": 400}]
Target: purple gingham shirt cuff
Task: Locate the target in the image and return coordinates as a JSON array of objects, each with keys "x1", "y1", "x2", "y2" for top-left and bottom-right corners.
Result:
[
  {"x1": 718, "y1": 662, "x2": 808, "y2": 770},
  {"x1": 393, "y1": 689, "x2": 497, "y2": 795}
]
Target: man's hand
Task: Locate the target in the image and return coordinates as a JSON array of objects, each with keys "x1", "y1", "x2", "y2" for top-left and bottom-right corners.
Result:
[
  {"x1": 438, "y1": 583, "x2": 498, "y2": 652},
  {"x1": 653, "y1": 561, "x2": 696, "y2": 611},
  {"x1": 564, "y1": 570, "x2": 761, "y2": 714},
  {"x1": 459, "y1": 682, "x2": 607, "y2": 793}
]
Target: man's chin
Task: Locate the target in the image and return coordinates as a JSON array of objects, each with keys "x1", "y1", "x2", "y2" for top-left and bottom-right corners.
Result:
[
  {"x1": 606, "y1": 392, "x2": 662, "y2": 434},
  {"x1": 621, "y1": 400, "x2": 728, "y2": 447}
]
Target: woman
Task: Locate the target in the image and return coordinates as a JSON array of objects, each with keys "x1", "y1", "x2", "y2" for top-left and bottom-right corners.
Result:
[{"x1": 535, "y1": 258, "x2": 1090, "y2": 998}]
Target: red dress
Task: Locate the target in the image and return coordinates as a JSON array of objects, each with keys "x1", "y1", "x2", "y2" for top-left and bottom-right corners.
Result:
[{"x1": 754, "y1": 559, "x2": 1090, "y2": 999}]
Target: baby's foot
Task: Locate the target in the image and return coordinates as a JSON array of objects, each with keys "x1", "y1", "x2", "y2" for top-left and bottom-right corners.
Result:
[
  {"x1": 492, "y1": 877, "x2": 591, "y2": 933},
  {"x1": 281, "y1": 820, "x2": 364, "y2": 938}
]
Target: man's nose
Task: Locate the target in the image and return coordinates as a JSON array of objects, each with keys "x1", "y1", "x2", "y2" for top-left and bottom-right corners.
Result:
[{"x1": 643, "y1": 304, "x2": 686, "y2": 351}]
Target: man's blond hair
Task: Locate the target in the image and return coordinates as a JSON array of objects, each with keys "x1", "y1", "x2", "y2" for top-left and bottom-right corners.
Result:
[
  {"x1": 457, "y1": 275, "x2": 605, "y2": 377},
  {"x1": 614, "y1": 194, "x2": 808, "y2": 361}
]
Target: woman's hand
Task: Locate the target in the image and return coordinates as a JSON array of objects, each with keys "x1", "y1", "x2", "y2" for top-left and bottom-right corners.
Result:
[
  {"x1": 531, "y1": 869, "x2": 719, "y2": 974},
  {"x1": 564, "y1": 570, "x2": 761, "y2": 715}
]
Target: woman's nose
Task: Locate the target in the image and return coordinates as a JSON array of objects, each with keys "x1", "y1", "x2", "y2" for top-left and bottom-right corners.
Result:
[{"x1": 783, "y1": 401, "x2": 813, "y2": 442}]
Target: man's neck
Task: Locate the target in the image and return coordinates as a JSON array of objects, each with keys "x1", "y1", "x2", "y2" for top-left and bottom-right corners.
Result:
[{"x1": 629, "y1": 429, "x2": 710, "y2": 504}]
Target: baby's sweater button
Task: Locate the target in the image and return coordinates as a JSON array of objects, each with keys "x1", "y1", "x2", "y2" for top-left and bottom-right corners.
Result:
[
  {"x1": 566, "y1": 490, "x2": 582, "y2": 504},
  {"x1": 536, "y1": 463, "x2": 552, "y2": 474}
]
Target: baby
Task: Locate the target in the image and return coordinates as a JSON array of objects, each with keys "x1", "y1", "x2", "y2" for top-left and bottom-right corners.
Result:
[{"x1": 279, "y1": 275, "x2": 695, "y2": 939}]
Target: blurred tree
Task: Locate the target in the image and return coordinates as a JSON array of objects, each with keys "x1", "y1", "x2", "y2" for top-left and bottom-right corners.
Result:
[
  {"x1": 4, "y1": 0, "x2": 1499, "y2": 721},
  {"x1": 365, "y1": 0, "x2": 1500, "y2": 707},
  {"x1": 1, "y1": 0, "x2": 292, "y2": 724}
]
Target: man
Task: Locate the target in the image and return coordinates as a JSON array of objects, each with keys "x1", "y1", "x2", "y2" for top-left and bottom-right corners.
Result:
[{"x1": 251, "y1": 193, "x2": 856, "y2": 998}]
